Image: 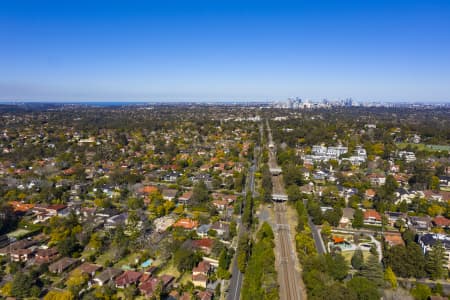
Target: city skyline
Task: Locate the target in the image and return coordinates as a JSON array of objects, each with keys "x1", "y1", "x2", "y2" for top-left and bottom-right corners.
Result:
[{"x1": 1, "y1": 0, "x2": 450, "y2": 102}]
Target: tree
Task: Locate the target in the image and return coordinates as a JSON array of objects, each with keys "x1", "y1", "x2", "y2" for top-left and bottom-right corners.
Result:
[
  {"x1": 173, "y1": 248, "x2": 202, "y2": 273},
  {"x1": 127, "y1": 197, "x2": 144, "y2": 210},
  {"x1": 430, "y1": 176, "x2": 440, "y2": 191},
  {"x1": 410, "y1": 283, "x2": 432, "y2": 300},
  {"x1": 327, "y1": 253, "x2": 349, "y2": 281},
  {"x1": 11, "y1": 272, "x2": 33, "y2": 298},
  {"x1": 427, "y1": 204, "x2": 444, "y2": 217},
  {"x1": 352, "y1": 209, "x2": 364, "y2": 229},
  {"x1": 384, "y1": 243, "x2": 426, "y2": 278},
  {"x1": 191, "y1": 181, "x2": 209, "y2": 204},
  {"x1": 66, "y1": 269, "x2": 88, "y2": 295},
  {"x1": 346, "y1": 276, "x2": 380, "y2": 300},
  {"x1": 0, "y1": 203, "x2": 17, "y2": 233},
  {"x1": 287, "y1": 185, "x2": 302, "y2": 202},
  {"x1": 321, "y1": 221, "x2": 332, "y2": 237},
  {"x1": 384, "y1": 266, "x2": 398, "y2": 290},
  {"x1": 351, "y1": 248, "x2": 364, "y2": 271},
  {"x1": 426, "y1": 242, "x2": 447, "y2": 280},
  {"x1": 359, "y1": 254, "x2": 384, "y2": 287},
  {"x1": 44, "y1": 290, "x2": 74, "y2": 300},
  {"x1": 323, "y1": 207, "x2": 342, "y2": 227}
]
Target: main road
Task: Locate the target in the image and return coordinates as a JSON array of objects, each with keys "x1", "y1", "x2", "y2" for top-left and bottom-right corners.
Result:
[{"x1": 227, "y1": 145, "x2": 259, "y2": 300}]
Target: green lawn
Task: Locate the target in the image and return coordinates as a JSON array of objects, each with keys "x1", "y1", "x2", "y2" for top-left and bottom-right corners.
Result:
[
  {"x1": 7, "y1": 228, "x2": 30, "y2": 239},
  {"x1": 396, "y1": 143, "x2": 450, "y2": 152},
  {"x1": 95, "y1": 249, "x2": 115, "y2": 266},
  {"x1": 114, "y1": 252, "x2": 141, "y2": 269},
  {"x1": 341, "y1": 250, "x2": 371, "y2": 265},
  {"x1": 157, "y1": 261, "x2": 181, "y2": 278}
]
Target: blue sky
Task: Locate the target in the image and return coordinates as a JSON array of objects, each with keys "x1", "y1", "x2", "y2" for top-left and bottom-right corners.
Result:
[{"x1": 1, "y1": 0, "x2": 450, "y2": 102}]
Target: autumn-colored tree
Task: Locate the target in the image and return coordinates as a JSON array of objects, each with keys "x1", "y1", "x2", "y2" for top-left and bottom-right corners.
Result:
[{"x1": 384, "y1": 266, "x2": 398, "y2": 289}]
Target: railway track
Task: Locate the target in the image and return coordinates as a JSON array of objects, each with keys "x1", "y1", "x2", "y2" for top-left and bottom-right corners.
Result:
[
  {"x1": 266, "y1": 120, "x2": 303, "y2": 300},
  {"x1": 275, "y1": 202, "x2": 302, "y2": 300}
]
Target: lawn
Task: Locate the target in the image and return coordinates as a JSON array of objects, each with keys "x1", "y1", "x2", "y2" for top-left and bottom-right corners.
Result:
[
  {"x1": 95, "y1": 249, "x2": 115, "y2": 266},
  {"x1": 341, "y1": 249, "x2": 372, "y2": 264},
  {"x1": 396, "y1": 143, "x2": 450, "y2": 152},
  {"x1": 114, "y1": 252, "x2": 141, "y2": 269},
  {"x1": 157, "y1": 261, "x2": 181, "y2": 279},
  {"x1": 7, "y1": 228, "x2": 30, "y2": 239}
]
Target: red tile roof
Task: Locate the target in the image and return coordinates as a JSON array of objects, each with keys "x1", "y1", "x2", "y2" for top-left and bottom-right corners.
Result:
[
  {"x1": 364, "y1": 209, "x2": 382, "y2": 221},
  {"x1": 173, "y1": 218, "x2": 198, "y2": 230},
  {"x1": 433, "y1": 216, "x2": 450, "y2": 227},
  {"x1": 115, "y1": 271, "x2": 142, "y2": 286}
]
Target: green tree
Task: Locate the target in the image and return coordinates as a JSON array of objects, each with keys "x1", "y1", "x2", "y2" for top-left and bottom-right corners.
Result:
[
  {"x1": 346, "y1": 276, "x2": 380, "y2": 300},
  {"x1": 321, "y1": 221, "x2": 332, "y2": 237},
  {"x1": 191, "y1": 181, "x2": 209, "y2": 204},
  {"x1": 430, "y1": 176, "x2": 440, "y2": 191},
  {"x1": 411, "y1": 283, "x2": 432, "y2": 300},
  {"x1": 287, "y1": 185, "x2": 302, "y2": 202},
  {"x1": 351, "y1": 248, "x2": 364, "y2": 271},
  {"x1": 127, "y1": 197, "x2": 144, "y2": 210},
  {"x1": 352, "y1": 209, "x2": 364, "y2": 229},
  {"x1": 327, "y1": 253, "x2": 349, "y2": 281},
  {"x1": 359, "y1": 254, "x2": 384, "y2": 287},
  {"x1": 66, "y1": 269, "x2": 88, "y2": 295},
  {"x1": 0, "y1": 203, "x2": 17, "y2": 233},
  {"x1": 173, "y1": 248, "x2": 202, "y2": 273},
  {"x1": 11, "y1": 273, "x2": 33, "y2": 298},
  {"x1": 384, "y1": 243, "x2": 426, "y2": 278},
  {"x1": 426, "y1": 242, "x2": 447, "y2": 280},
  {"x1": 44, "y1": 290, "x2": 74, "y2": 300}
]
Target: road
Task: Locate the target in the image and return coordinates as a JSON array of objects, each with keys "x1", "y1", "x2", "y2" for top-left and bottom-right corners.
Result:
[
  {"x1": 307, "y1": 214, "x2": 327, "y2": 254},
  {"x1": 227, "y1": 149, "x2": 258, "y2": 300}
]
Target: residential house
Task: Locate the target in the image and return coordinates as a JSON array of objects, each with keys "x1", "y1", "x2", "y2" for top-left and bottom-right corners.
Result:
[
  {"x1": 178, "y1": 191, "x2": 193, "y2": 206},
  {"x1": 394, "y1": 188, "x2": 418, "y2": 204},
  {"x1": 162, "y1": 189, "x2": 178, "y2": 201},
  {"x1": 212, "y1": 199, "x2": 228, "y2": 211},
  {"x1": 339, "y1": 208, "x2": 355, "y2": 228},
  {"x1": 173, "y1": 218, "x2": 198, "y2": 230},
  {"x1": 418, "y1": 234, "x2": 450, "y2": 269},
  {"x1": 154, "y1": 215, "x2": 176, "y2": 233},
  {"x1": 383, "y1": 232, "x2": 405, "y2": 247},
  {"x1": 115, "y1": 270, "x2": 142, "y2": 289},
  {"x1": 368, "y1": 174, "x2": 386, "y2": 186},
  {"x1": 34, "y1": 247, "x2": 59, "y2": 265},
  {"x1": 196, "y1": 224, "x2": 211, "y2": 238},
  {"x1": 94, "y1": 268, "x2": 123, "y2": 286},
  {"x1": 139, "y1": 277, "x2": 162, "y2": 298},
  {"x1": 433, "y1": 216, "x2": 450, "y2": 229},
  {"x1": 49, "y1": 257, "x2": 78, "y2": 274},
  {"x1": 365, "y1": 189, "x2": 376, "y2": 200},
  {"x1": 75, "y1": 262, "x2": 102, "y2": 277},
  {"x1": 105, "y1": 213, "x2": 128, "y2": 229},
  {"x1": 140, "y1": 275, "x2": 175, "y2": 298},
  {"x1": 192, "y1": 238, "x2": 214, "y2": 254},
  {"x1": 192, "y1": 261, "x2": 211, "y2": 288},
  {"x1": 424, "y1": 190, "x2": 450, "y2": 203},
  {"x1": 408, "y1": 215, "x2": 432, "y2": 232},
  {"x1": 211, "y1": 221, "x2": 230, "y2": 238},
  {"x1": 384, "y1": 211, "x2": 407, "y2": 227},
  {"x1": 196, "y1": 290, "x2": 213, "y2": 300},
  {"x1": 10, "y1": 248, "x2": 34, "y2": 262},
  {"x1": 363, "y1": 209, "x2": 382, "y2": 226}
]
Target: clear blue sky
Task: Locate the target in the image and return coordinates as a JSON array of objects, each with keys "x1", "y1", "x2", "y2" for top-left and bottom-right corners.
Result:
[{"x1": 1, "y1": 0, "x2": 450, "y2": 102}]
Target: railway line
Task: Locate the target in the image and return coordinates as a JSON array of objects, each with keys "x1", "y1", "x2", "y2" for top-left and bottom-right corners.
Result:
[
  {"x1": 266, "y1": 120, "x2": 303, "y2": 300},
  {"x1": 275, "y1": 201, "x2": 302, "y2": 300}
]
